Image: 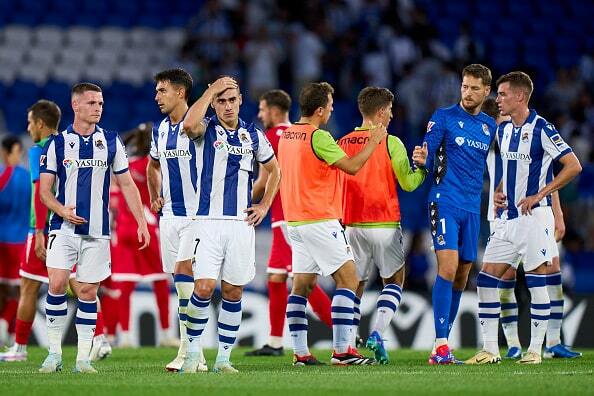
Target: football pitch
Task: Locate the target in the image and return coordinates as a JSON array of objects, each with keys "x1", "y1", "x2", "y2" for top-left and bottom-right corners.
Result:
[{"x1": 0, "y1": 347, "x2": 592, "y2": 396}]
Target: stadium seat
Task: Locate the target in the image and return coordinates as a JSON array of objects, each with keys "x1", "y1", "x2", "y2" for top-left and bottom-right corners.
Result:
[
  {"x1": 42, "y1": 80, "x2": 72, "y2": 110},
  {"x1": 159, "y1": 28, "x2": 187, "y2": 50},
  {"x1": 97, "y1": 26, "x2": 128, "y2": 50},
  {"x1": 18, "y1": 64, "x2": 51, "y2": 86},
  {"x1": 83, "y1": 63, "x2": 115, "y2": 85},
  {"x1": 129, "y1": 27, "x2": 158, "y2": 49},
  {"x1": 50, "y1": 61, "x2": 84, "y2": 85},
  {"x1": 65, "y1": 26, "x2": 96, "y2": 49},
  {"x1": 27, "y1": 45, "x2": 59, "y2": 66},
  {"x1": 115, "y1": 63, "x2": 148, "y2": 87},
  {"x1": 33, "y1": 25, "x2": 65, "y2": 49},
  {"x1": 2, "y1": 25, "x2": 33, "y2": 47},
  {"x1": 58, "y1": 47, "x2": 90, "y2": 68}
]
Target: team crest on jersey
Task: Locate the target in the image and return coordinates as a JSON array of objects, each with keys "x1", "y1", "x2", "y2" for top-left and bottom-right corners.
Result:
[
  {"x1": 239, "y1": 130, "x2": 252, "y2": 143},
  {"x1": 521, "y1": 132, "x2": 529, "y2": 143},
  {"x1": 482, "y1": 124, "x2": 490, "y2": 136},
  {"x1": 437, "y1": 235, "x2": 445, "y2": 246},
  {"x1": 95, "y1": 139, "x2": 105, "y2": 150},
  {"x1": 426, "y1": 121, "x2": 435, "y2": 132}
]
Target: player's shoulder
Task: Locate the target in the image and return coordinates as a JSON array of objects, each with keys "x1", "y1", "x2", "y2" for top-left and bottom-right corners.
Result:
[
  {"x1": 532, "y1": 111, "x2": 555, "y2": 132},
  {"x1": 476, "y1": 111, "x2": 497, "y2": 128}
]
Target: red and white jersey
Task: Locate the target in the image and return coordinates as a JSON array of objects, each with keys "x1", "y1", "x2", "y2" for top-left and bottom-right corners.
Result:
[{"x1": 265, "y1": 123, "x2": 290, "y2": 227}]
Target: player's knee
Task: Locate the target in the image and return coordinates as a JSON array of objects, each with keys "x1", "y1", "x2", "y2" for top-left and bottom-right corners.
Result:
[
  {"x1": 268, "y1": 273, "x2": 287, "y2": 283},
  {"x1": 549, "y1": 256, "x2": 561, "y2": 272},
  {"x1": 76, "y1": 283, "x2": 99, "y2": 301},
  {"x1": 194, "y1": 282, "x2": 215, "y2": 299}
]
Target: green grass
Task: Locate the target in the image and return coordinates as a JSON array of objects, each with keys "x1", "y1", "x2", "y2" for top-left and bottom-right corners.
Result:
[{"x1": 0, "y1": 347, "x2": 592, "y2": 396}]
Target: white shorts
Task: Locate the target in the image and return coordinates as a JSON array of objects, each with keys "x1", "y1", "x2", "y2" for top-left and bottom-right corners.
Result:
[
  {"x1": 46, "y1": 233, "x2": 110, "y2": 283},
  {"x1": 483, "y1": 207, "x2": 556, "y2": 272},
  {"x1": 159, "y1": 217, "x2": 199, "y2": 273},
  {"x1": 192, "y1": 219, "x2": 255, "y2": 286},
  {"x1": 346, "y1": 226, "x2": 405, "y2": 281},
  {"x1": 288, "y1": 220, "x2": 354, "y2": 277}
]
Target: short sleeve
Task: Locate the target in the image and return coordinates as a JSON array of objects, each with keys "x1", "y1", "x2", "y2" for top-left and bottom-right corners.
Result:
[
  {"x1": 29, "y1": 146, "x2": 41, "y2": 182},
  {"x1": 312, "y1": 130, "x2": 347, "y2": 165},
  {"x1": 112, "y1": 135, "x2": 129, "y2": 174},
  {"x1": 40, "y1": 137, "x2": 57, "y2": 175},
  {"x1": 540, "y1": 122, "x2": 572, "y2": 160},
  {"x1": 149, "y1": 125, "x2": 159, "y2": 160},
  {"x1": 256, "y1": 129, "x2": 275, "y2": 163}
]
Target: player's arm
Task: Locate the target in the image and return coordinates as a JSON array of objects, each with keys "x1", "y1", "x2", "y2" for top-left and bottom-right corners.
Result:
[
  {"x1": 183, "y1": 77, "x2": 238, "y2": 139},
  {"x1": 245, "y1": 157, "x2": 280, "y2": 226},
  {"x1": 551, "y1": 190, "x2": 565, "y2": 242},
  {"x1": 390, "y1": 136, "x2": 427, "y2": 192},
  {"x1": 518, "y1": 125, "x2": 582, "y2": 215},
  {"x1": 252, "y1": 163, "x2": 269, "y2": 203},
  {"x1": 115, "y1": 171, "x2": 150, "y2": 249},
  {"x1": 332, "y1": 124, "x2": 387, "y2": 175},
  {"x1": 33, "y1": 179, "x2": 49, "y2": 260},
  {"x1": 414, "y1": 112, "x2": 446, "y2": 171},
  {"x1": 146, "y1": 159, "x2": 163, "y2": 213}
]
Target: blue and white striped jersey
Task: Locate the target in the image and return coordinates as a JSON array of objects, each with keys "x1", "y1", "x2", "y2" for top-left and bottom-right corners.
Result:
[
  {"x1": 150, "y1": 116, "x2": 198, "y2": 218},
  {"x1": 195, "y1": 115, "x2": 274, "y2": 220},
  {"x1": 40, "y1": 125, "x2": 129, "y2": 239},
  {"x1": 497, "y1": 110, "x2": 572, "y2": 220},
  {"x1": 486, "y1": 141, "x2": 503, "y2": 222}
]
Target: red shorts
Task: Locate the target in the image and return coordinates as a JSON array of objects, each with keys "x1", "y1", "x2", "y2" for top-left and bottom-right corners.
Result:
[
  {"x1": 267, "y1": 225, "x2": 293, "y2": 274},
  {"x1": 111, "y1": 225, "x2": 167, "y2": 282},
  {"x1": 19, "y1": 233, "x2": 48, "y2": 283},
  {"x1": 0, "y1": 241, "x2": 25, "y2": 285}
]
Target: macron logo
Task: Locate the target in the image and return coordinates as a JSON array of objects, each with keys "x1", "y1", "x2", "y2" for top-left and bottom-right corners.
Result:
[
  {"x1": 458, "y1": 121, "x2": 464, "y2": 128},
  {"x1": 541, "y1": 249, "x2": 547, "y2": 256}
]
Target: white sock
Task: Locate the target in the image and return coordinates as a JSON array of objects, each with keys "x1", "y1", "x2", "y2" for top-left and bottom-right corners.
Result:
[
  {"x1": 477, "y1": 272, "x2": 501, "y2": 355},
  {"x1": 526, "y1": 274, "x2": 550, "y2": 355},
  {"x1": 216, "y1": 299, "x2": 242, "y2": 363},
  {"x1": 45, "y1": 292, "x2": 68, "y2": 355},
  {"x1": 75, "y1": 299, "x2": 97, "y2": 362},
  {"x1": 546, "y1": 272, "x2": 563, "y2": 348},
  {"x1": 174, "y1": 275, "x2": 194, "y2": 358},
  {"x1": 498, "y1": 279, "x2": 521, "y2": 349},
  {"x1": 268, "y1": 336, "x2": 283, "y2": 349},
  {"x1": 332, "y1": 289, "x2": 355, "y2": 354},
  {"x1": 286, "y1": 294, "x2": 309, "y2": 357},
  {"x1": 372, "y1": 284, "x2": 402, "y2": 336},
  {"x1": 186, "y1": 293, "x2": 210, "y2": 354}
]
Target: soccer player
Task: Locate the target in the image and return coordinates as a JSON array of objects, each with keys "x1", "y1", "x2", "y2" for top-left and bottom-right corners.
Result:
[
  {"x1": 147, "y1": 69, "x2": 206, "y2": 371},
  {"x1": 482, "y1": 99, "x2": 582, "y2": 360},
  {"x1": 111, "y1": 123, "x2": 173, "y2": 348},
  {"x1": 466, "y1": 71, "x2": 582, "y2": 364},
  {"x1": 0, "y1": 101, "x2": 59, "y2": 362},
  {"x1": 246, "y1": 89, "x2": 332, "y2": 357},
  {"x1": 279, "y1": 82, "x2": 385, "y2": 366},
  {"x1": 0, "y1": 136, "x2": 31, "y2": 346},
  {"x1": 413, "y1": 64, "x2": 496, "y2": 364},
  {"x1": 338, "y1": 87, "x2": 427, "y2": 364},
  {"x1": 38, "y1": 82, "x2": 150, "y2": 373},
  {"x1": 180, "y1": 76, "x2": 281, "y2": 373}
]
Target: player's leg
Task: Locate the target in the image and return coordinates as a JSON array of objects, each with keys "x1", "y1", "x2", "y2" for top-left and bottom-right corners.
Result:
[
  {"x1": 364, "y1": 227, "x2": 406, "y2": 364},
  {"x1": 345, "y1": 226, "x2": 371, "y2": 348},
  {"x1": 153, "y1": 279, "x2": 173, "y2": 345},
  {"x1": 89, "y1": 295, "x2": 112, "y2": 361},
  {"x1": 498, "y1": 266, "x2": 521, "y2": 358},
  {"x1": 428, "y1": 202, "x2": 462, "y2": 363},
  {"x1": 0, "y1": 277, "x2": 41, "y2": 361},
  {"x1": 115, "y1": 280, "x2": 135, "y2": 347},
  {"x1": 40, "y1": 233, "x2": 77, "y2": 373},
  {"x1": 246, "y1": 224, "x2": 290, "y2": 356},
  {"x1": 69, "y1": 237, "x2": 111, "y2": 373}
]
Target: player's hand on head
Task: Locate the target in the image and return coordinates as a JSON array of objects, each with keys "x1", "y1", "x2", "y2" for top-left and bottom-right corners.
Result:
[
  {"x1": 209, "y1": 77, "x2": 238, "y2": 95},
  {"x1": 412, "y1": 142, "x2": 428, "y2": 167},
  {"x1": 244, "y1": 203, "x2": 268, "y2": 226},
  {"x1": 369, "y1": 123, "x2": 387, "y2": 144},
  {"x1": 137, "y1": 224, "x2": 150, "y2": 250},
  {"x1": 60, "y1": 205, "x2": 87, "y2": 225}
]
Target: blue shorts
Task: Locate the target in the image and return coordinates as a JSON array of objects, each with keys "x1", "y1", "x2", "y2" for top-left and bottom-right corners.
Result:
[{"x1": 428, "y1": 201, "x2": 479, "y2": 262}]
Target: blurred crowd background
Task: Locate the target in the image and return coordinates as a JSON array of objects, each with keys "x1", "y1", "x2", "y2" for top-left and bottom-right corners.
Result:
[{"x1": 1, "y1": 0, "x2": 593, "y2": 293}]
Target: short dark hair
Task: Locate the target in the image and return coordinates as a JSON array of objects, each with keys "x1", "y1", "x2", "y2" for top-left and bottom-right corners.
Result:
[
  {"x1": 357, "y1": 87, "x2": 394, "y2": 117},
  {"x1": 260, "y1": 89, "x2": 291, "y2": 113},
  {"x1": 462, "y1": 64, "x2": 492, "y2": 87},
  {"x1": 71, "y1": 82, "x2": 102, "y2": 97},
  {"x1": 1, "y1": 135, "x2": 22, "y2": 154},
  {"x1": 496, "y1": 71, "x2": 534, "y2": 100},
  {"x1": 28, "y1": 100, "x2": 61, "y2": 130},
  {"x1": 299, "y1": 82, "x2": 334, "y2": 117},
  {"x1": 481, "y1": 97, "x2": 499, "y2": 119},
  {"x1": 154, "y1": 68, "x2": 193, "y2": 100}
]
